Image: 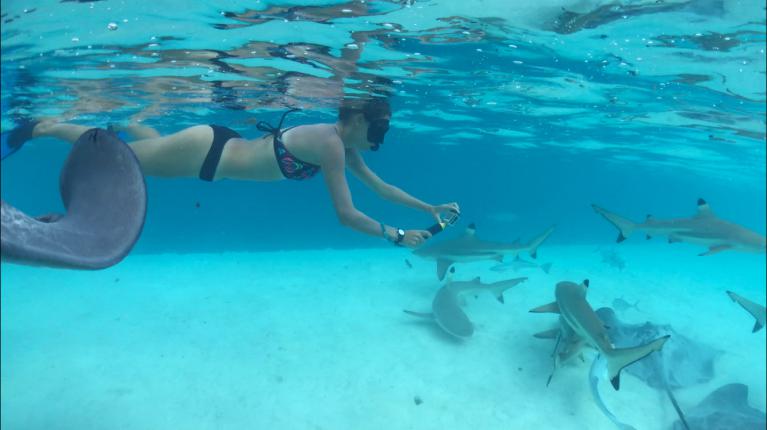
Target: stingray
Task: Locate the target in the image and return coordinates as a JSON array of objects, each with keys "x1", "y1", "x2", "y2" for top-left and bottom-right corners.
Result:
[
  {"x1": 670, "y1": 383, "x2": 766, "y2": 430},
  {"x1": 596, "y1": 307, "x2": 724, "y2": 429},
  {"x1": 595, "y1": 307, "x2": 720, "y2": 390},
  {"x1": 1, "y1": 128, "x2": 147, "y2": 269}
]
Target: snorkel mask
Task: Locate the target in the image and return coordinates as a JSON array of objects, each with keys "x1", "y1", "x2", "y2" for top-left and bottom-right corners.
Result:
[{"x1": 367, "y1": 117, "x2": 389, "y2": 151}]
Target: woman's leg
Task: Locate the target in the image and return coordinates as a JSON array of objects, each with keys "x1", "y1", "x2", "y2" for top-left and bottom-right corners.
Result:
[
  {"x1": 111, "y1": 123, "x2": 162, "y2": 140},
  {"x1": 34, "y1": 122, "x2": 214, "y2": 178},
  {"x1": 33, "y1": 122, "x2": 92, "y2": 143},
  {"x1": 118, "y1": 125, "x2": 214, "y2": 177}
]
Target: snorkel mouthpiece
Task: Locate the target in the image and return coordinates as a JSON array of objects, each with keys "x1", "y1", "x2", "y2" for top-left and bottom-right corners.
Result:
[{"x1": 367, "y1": 118, "x2": 389, "y2": 149}]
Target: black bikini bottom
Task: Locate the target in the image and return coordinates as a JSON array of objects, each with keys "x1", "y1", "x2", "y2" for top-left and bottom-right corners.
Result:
[{"x1": 198, "y1": 125, "x2": 241, "y2": 181}]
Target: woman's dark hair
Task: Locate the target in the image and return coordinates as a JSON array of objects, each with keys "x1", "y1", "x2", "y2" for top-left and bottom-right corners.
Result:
[{"x1": 338, "y1": 97, "x2": 391, "y2": 122}]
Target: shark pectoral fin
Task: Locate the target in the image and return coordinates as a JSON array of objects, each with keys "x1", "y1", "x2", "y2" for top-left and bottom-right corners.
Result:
[
  {"x1": 403, "y1": 310, "x2": 434, "y2": 319},
  {"x1": 436, "y1": 259, "x2": 453, "y2": 280},
  {"x1": 495, "y1": 294, "x2": 505, "y2": 304},
  {"x1": 753, "y1": 320, "x2": 764, "y2": 333},
  {"x1": 698, "y1": 245, "x2": 731, "y2": 256},
  {"x1": 540, "y1": 262, "x2": 553, "y2": 274},
  {"x1": 534, "y1": 328, "x2": 560, "y2": 339},
  {"x1": 530, "y1": 302, "x2": 560, "y2": 314}
]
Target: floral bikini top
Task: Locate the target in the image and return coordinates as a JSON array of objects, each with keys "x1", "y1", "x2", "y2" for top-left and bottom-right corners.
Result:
[{"x1": 257, "y1": 109, "x2": 320, "y2": 181}]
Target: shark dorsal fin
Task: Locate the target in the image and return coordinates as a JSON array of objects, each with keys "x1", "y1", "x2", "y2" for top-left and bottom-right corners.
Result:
[
  {"x1": 472, "y1": 276, "x2": 481, "y2": 283},
  {"x1": 696, "y1": 198, "x2": 713, "y2": 217}
]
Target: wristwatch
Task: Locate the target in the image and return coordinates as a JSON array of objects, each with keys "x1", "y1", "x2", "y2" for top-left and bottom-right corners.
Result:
[{"x1": 394, "y1": 228, "x2": 405, "y2": 245}]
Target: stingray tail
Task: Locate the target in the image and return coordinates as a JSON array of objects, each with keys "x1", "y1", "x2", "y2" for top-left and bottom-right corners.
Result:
[
  {"x1": 526, "y1": 226, "x2": 555, "y2": 259},
  {"x1": 606, "y1": 335, "x2": 670, "y2": 390},
  {"x1": 403, "y1": 310, "x2": 434, "y2": 319},
  {"x1": 592, "y1": 204, "x2": 639, "y2": 243}
]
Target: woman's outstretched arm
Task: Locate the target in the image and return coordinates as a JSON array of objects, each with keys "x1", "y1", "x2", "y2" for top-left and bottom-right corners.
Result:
[
  {"x1": 345, "y1": 148, "x2": 460, "y2": 222},
  {"x1": 320, "y1": 139, "x2": 430, "y2": 248}
]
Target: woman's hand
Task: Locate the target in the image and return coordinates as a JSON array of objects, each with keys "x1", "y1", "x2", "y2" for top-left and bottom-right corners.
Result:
[
  {"x1": 428, "y1": 202, "x2": 461, "y2": 223},
  {"x1": 400, "y1": 229, "x2": 432, "y2": 248}
]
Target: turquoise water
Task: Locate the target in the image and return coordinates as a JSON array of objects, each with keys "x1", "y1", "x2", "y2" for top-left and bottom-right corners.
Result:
[{"x1": 1, "y1": 1, "x2": 765, "y2": 429}]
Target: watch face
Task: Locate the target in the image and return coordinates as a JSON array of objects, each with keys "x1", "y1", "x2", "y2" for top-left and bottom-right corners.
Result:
[{"x1": 398, "y1": 229, "x2": 405, "y2": 235}]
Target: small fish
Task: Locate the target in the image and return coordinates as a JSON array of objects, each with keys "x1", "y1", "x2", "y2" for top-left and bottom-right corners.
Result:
[
  {"x1": 491, "y1": 255, "x2": 552, "y2": 274},
  {"x1": 404, "y1": 259, "x2": 413, "y2": 269},
  {"x1": 612, "y1": 297, "x2": 640, "y2": 313},
  {"x1": 599, "y1": 248, "x2": 626, "y2": 271},
  {"x1": 195, "y1": 201, "x2": 201, "y2": 208}
]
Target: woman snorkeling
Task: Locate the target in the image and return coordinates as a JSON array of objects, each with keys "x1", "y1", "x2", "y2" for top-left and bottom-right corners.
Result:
[{"x1": 8, "y1": 97, "x2": 460, "y2": 248}]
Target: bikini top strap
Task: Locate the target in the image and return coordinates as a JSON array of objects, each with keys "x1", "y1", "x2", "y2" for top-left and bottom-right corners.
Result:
[{"x1": 256, "y1": 108, "x2": 301, "y2": 138}]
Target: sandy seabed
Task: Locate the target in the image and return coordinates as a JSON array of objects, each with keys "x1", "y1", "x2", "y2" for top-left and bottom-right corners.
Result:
[{"x1": 1, "y1": 243, "x2": 765, "y2": 430}]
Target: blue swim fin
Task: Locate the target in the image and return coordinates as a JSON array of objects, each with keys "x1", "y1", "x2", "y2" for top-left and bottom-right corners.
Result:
[
  {"x1": 1, "y1": 120, "x2": 38, "y2": 160},
  {"x1": 106, "y1": 124, "x2": 131, "y2": 142}
]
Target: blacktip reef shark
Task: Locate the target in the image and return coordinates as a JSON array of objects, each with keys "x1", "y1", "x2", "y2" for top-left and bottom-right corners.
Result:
[
  {"x1": 726, "y1": 291, "x2": 766, "y2": 333},
  {"x1": 413, "y1": 223, "x2": 555, "y2": 280},
  {"x1": 592, "y1": 199, "x2": 766, "y2": 256},
  {"x1": 531, "y1": 281, "x2": 670, "y2": 429},
  {"x1": 404, "y1": 274, "x2": 527, "y2": 339},
  {"x1": 530, "y1": 280, "x2": 670, "y2": 391}
]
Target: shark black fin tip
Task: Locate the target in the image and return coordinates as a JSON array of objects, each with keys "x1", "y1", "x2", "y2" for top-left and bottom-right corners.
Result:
[
  {"x1": 753, "y1": 322, "x2": 764, "y2": 333},
  {"x1": 610, "y1": 375, "x2": 620, "y2": 391},
  {"x1": 583, "y1": 279, "x2": 590, "y2": 288},
  {"x1": 616, "y1": 234, "x2": 626, "y2": 243},
  {"x1": 697, "y1": 198, "x2": 706, "y2": 205}
]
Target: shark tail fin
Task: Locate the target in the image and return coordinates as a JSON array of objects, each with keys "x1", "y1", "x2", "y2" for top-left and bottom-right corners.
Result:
[
  {"x1": 591, "y1": 204, "x2": 637, "y2": 243},
  {"x1": 540, "y1": 262, "x2": 553, "y2": 274},
  {"x1": 606, "y1": 335, "x2": 670, "y2": 391},
  {"x1": 527, "y1": 226, "x2": 556, "y2": 259},
  {"x1": 490, "y1": 277, "x2": 527, "y2": 303},
  {"x1": 726, "y1": 291, "x2": 765, "y2": 332}
]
